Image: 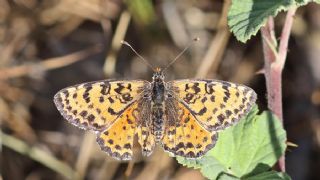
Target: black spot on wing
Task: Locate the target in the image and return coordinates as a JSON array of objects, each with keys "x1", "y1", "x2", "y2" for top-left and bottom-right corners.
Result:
[
  {"x1": 108, "y1": 139, "x2": 114, "y2": 145},
  {"x1": 122, "y1": 93, "x2": 133, "y2": 102},
  {"x1": 124, "y1": 143, "x2": 131, "y2": 149},
  {"x1": 83, "y1": 85, "x2": 93, "y2": 103},
  {"x1": 184, "y1": 84, "x2": 190, "y2": 91},
  {"x1": 197, "y1": 107, "x2": 207, "y2": 115},
  {"x1": 217, "y1": 114, "x2": 225, "y2": 123},
  {"x1": 108, "y1": 97, "x2": 114, "y2": 103},
  {"x1": 62, "y1": 90, "x2": 69, "y2": 98},
  {"x1": 80, "y1": 110, "x2": 88, "y2": 117},
  {"x1": 205, "y1": 83, "x2": 215, "y2": 94},
  {"x1": 114, "y1": 83, "x2": 125, "y2": 94},
  {"x1": 184, "y1": 93, "x2": 194, "y2": 103},
  {"x1": 108, "y1": 108, "x2": 117, "y2": 115},
  {"x1": 192, "y1": 83, "x2": 201, "y2": 94},
  {"x1": 201, "y1": 96, "x2": 207, "y2": 103},
  {"x1": 100, "y1": 82, "x2": 110, "y2": 95},
  {"x1": 87, "y1": 114, "x2": 95, "y2": 122}
]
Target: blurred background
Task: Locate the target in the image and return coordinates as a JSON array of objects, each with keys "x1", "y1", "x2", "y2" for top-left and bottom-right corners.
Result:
[{"x1": 1, "y1": 0, "x2": 320, "y2": 179}]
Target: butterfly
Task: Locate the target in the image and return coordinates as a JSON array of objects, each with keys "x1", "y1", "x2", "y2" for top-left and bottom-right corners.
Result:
[{"x1": 53, "y1": 40, "x2": 257, "y2": 160}]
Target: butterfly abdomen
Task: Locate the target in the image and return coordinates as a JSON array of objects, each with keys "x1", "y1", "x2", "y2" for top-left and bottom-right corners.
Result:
[{"x1": 152, "y1": 105, "x2": 164, "y2": 142}]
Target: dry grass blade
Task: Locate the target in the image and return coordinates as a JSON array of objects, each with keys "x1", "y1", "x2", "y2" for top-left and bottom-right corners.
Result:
[
  {"x1": 97, "y1": 159, "x2": 120, "y2": 180},
  {"x1": 75, "y1": 132, "x2": 95, "y2": 179},
  {"x1": 40, "y1": 0, "x2": 104, "y2": 23},
  {"x1": 162, "y1": 0, "x2": 189, "y2": 48},
  {"x1": 103, "y1": 11, "x2": 131, "y2": 77},
  {"x1": 1, "y1": 131, "x2": 76, "y2": 179},
  {"x1": 135, "y1": 149, "x2": 174, "y2": 180},
  {"x1": 125, "y1": 161, "x2": 135, "y2": 178},
  {"x1": 0, "y1": 44, "x2": 102, "y2": 80},
  {"x1": 195, "y1": 0, "x2": 231, "y2": 78}
]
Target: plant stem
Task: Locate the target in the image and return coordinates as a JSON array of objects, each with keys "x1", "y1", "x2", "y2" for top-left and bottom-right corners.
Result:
[
  {"x1": 278, "y1": 8, "x2": 297, "y2": 70},
  {"x1": 260, "y1": 7, "x2": 297, "y2": 172}
]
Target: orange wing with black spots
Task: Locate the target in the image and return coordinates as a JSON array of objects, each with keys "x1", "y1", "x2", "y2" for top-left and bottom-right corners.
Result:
[
  {"x1": 168, "y1": 79, "x2": 257, "y2": 132},
  {"x1": 96, "y1": 102, "x2": 139, "y2": 160},
  {"x1": 54, "y1": 80, "x2": 151, "y2": 160},
  {"x1": 162, "y1": 102, "x2": 218, "y2": 158}
]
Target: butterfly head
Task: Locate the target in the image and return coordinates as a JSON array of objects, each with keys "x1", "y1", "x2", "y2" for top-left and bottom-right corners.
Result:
[{"x1": 152, "y1": 67, "x2": 165, "y2": 82}]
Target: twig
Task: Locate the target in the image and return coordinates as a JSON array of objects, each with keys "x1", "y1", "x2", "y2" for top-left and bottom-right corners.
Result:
[{"x1": 260, "y1": 7, "x2": 297, "y2": 172}]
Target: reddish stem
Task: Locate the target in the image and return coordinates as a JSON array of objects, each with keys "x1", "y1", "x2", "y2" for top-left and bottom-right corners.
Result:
[
  {"x1": 278, "y1": 8, "x2": 297, "y2": 70},
  {"x1": 260, "y1": 8, "x2": 297, "y2": 172}
]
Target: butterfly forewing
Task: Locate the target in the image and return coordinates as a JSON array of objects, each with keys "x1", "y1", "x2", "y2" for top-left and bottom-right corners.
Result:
[
  {"x1": 54, "y1": 80, "x2": 148, "y2": 131},
  {"x1": 167, "y1": 79, "x2": 257, "y2": 132}
]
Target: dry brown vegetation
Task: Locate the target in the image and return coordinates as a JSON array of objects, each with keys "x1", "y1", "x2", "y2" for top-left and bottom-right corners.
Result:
[{"x1": 1, "y1": 0, "x2": 320, "y2": 179}]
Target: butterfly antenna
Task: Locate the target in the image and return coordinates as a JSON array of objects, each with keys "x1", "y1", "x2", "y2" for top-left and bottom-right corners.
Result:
[
  {"x1": 121, "y1": 40, "x2": 155, "y2": 71},
  {"x1": 162, "y1": 37, "x2": 200, "y2": 72}
]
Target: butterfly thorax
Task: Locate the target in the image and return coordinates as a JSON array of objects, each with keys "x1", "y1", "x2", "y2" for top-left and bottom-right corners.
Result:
[{"x1": 151, "y1": 70, "x2": 166, "y2": 142}]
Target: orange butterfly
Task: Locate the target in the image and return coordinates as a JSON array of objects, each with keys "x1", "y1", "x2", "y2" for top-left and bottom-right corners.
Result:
[{"x1": 54, "y1": 40, "x2": 256, "y2": 160}]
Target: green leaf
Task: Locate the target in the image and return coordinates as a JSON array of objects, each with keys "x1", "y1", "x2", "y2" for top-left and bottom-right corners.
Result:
[
  {"x1": 200, "y1": 157, "x2": 228, "y2": 179},
  {"x1": 295, "y1": 0, "x2": 319, "y2": 5},
  {"x1": 218, "y1": 173, "x2": 240, "y2": 180},
  {"x1": 176, "y1": 106, "x2": 287, "y2": 179},
  {"x1": 177, "y1": 156, "x2": 227, "y2": 179},
  {"x1": 211, "y1": 109, "x2": 287, "y2": 177},
  {"x1": 313, "y1": 0, "x2": 320, "y2": 4},
  {"x1": 228, "y1": 0, "x2": 295, "y2": 42},
  {"x1": 245, "y1": 171, "x2": 291, "y2": 180},
  {"x1": 228, "y1": 0, "x2": 320, "y2": 42}
]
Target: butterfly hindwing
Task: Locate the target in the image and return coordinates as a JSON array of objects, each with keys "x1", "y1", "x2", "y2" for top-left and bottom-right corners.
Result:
[
  {"x1": 162, "y1": 100, "x2": 218, "y2": 158},
  {"x1": 167, "y1": 79, "x2": 257, "y2": 131},
  {"x1": 96, "y1": 102, "x2": 139, "y2": 160}
]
